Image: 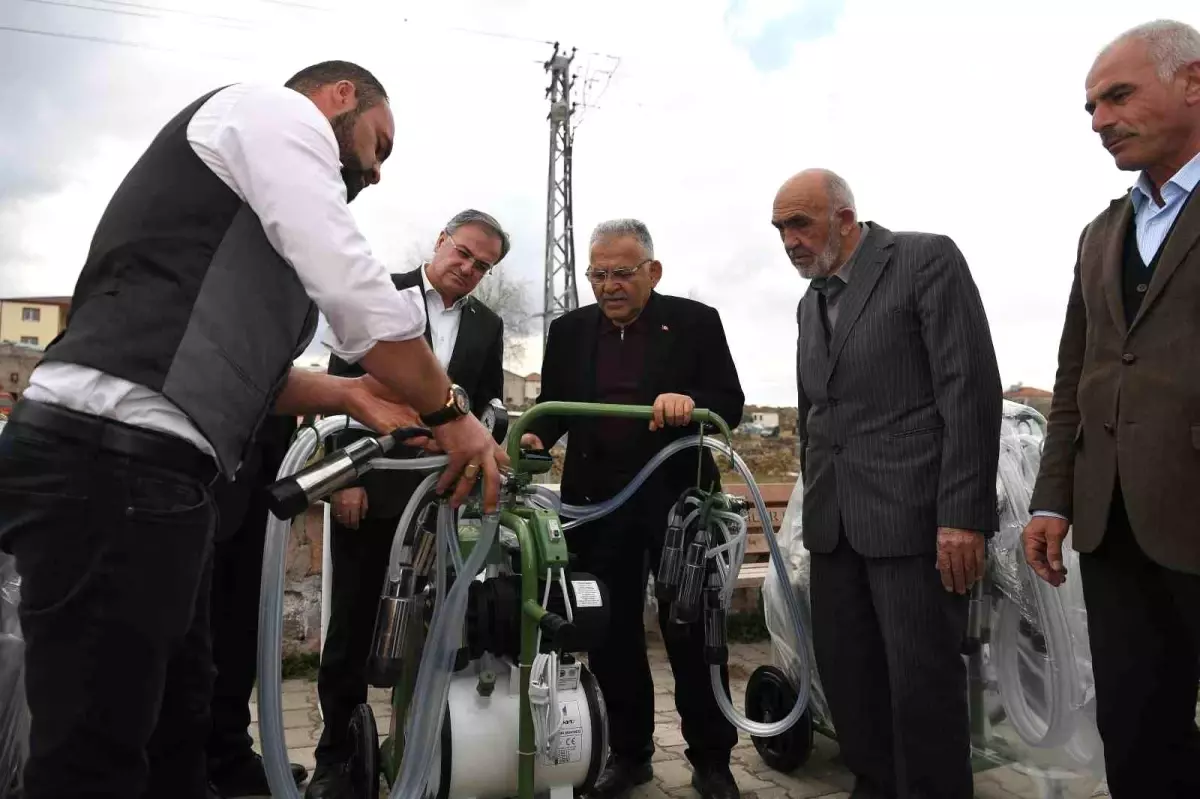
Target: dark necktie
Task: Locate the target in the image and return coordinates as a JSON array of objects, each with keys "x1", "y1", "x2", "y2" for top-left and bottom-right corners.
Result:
[{"x1": 811, "y1": 275, "x2": 846, "y2": 346}]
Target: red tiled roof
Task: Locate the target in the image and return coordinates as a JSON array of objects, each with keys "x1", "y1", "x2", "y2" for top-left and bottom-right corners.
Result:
[
  {"x1": 0, "y1": 296, "x2": 71, "y2": 306},
  {"x1": 1005, "y1": 386, "x2": 1052, "y2": 399}
]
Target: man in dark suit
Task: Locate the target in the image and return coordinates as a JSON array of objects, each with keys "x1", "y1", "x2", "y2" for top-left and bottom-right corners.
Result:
[
  {"x1": 305, "y1": 209, "x2": 507, "y2": 798},
  {"x1": 206, "y1": 414, "x2": 309, "y2": 797},
  {"x1": 520, "y1": 219, "x2": 745, "y2": 799},
  {"x1": 1024, "y1": 21, "x2": 1200, "y2": 799},
  {"x1": 778, "y1": 169, "x2": 1001, "y2": 799}
]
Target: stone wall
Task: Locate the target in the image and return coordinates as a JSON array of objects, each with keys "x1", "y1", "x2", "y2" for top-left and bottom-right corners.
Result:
[{"x1": 282, "y1": 505, "x2": 325, "y2": 656}]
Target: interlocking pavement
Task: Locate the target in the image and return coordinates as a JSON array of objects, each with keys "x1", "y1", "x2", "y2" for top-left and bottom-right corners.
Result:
[{"x1": 251, "y1": 632, "x2": 1111, "y2": 799}]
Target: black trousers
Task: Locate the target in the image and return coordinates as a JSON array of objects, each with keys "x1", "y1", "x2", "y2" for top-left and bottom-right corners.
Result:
[
  {"x1": 1080, "y1": 485, "x2": 1200, "y2": 799},
  {"x1": 205, "y1": 467, "x2": 277, "y2": 769},
  {"x1": 566, "y1": 502, "x2": 738, "y2": 769},
  {"x1": 0, "y1": 416, "x2": 217, "y2": 799},
  {"x1": 810, "y1": 535, "x2": 972, "y2": 799},
  {"x1": 314, "y1": 511, "x2": 401, "y2": 766}
]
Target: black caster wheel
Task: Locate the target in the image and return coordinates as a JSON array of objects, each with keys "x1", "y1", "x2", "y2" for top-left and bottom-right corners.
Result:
[
  {"x1": 347, "y1": 702, "x2": 380, "y2": 799},
  {"x1": 745, "y1": 665, "x2": 814, "y2": 773}
]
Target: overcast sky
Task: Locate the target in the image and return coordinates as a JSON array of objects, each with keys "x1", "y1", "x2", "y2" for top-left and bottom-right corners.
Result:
[{"x1": 2, "y1": 0, "x2": 1196, "y2": 405}]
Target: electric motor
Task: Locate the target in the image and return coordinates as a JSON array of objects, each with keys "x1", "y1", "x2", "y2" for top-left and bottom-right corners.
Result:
[
  {"x1": 425, "y1": 657, "x2": 609, "y2": 799},
  {"x1": 465, "y1": 572, "x2": 610, "y2": 660}
]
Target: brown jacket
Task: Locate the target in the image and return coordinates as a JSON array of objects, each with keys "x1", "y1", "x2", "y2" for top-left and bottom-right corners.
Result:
[{"x1": 1031, "y1": 188, "x2": 1200, "y2": 575}]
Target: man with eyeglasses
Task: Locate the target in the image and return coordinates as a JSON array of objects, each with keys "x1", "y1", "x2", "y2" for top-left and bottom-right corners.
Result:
[
  {"x1": 305, "y1": 209, "x2": 508, "y2": 798},
  {"x1": 520, "y1": 219, "x2": 745, "y2": 799}
]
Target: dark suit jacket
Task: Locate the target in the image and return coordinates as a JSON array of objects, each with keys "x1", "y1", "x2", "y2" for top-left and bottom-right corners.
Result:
[
  {"x1": 326, "y1": 267, "x2": 504, "y2": 518},
  {"x1": 1030, "y1": 188, "x2": 1200, "y2": 575},
  {"x1": 526, "y1": 292, "x2": 744, "y2": 517},
  {"x1": 797, "y1": 222, "x2": 1002, "y2": 557}
]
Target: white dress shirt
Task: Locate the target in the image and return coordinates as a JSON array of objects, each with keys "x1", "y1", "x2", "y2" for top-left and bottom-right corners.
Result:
[
  {"x1": 419, "y1": 263, "x2": 469, "y2": 369},
  {"x1": 26, "y1": 83, "x2": 427, "y2": 460}
]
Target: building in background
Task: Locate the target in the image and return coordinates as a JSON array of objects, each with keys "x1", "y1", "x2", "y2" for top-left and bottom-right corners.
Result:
[
  {"x1": 0, "y1": 341, "x2": 45, "y2": 413},
  {"x1": 523, "y1": 373, "x2": 540, "y2": 405},
  {"x1": 1003, "y1": 383, "x2": 1053, "y2": 417},
  {"x1": 0, "y1": 296, "x2": 71, "y2": 350}
]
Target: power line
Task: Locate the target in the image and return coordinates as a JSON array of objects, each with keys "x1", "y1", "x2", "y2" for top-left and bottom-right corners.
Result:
[
  {"x1": 18, "y1": 0, "x2": 256, "y2": 31},
  {"x1": 89, "y1": 0, "x2": 258, "y2": 26},
  {"x1": 0, "y1": 22, "x2": 252, "y2": 61}
]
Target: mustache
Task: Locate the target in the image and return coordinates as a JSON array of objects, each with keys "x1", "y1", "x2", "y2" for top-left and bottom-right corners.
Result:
[{"x1": 1100, "y1": 128, "x2": 1135, "y2": 148}]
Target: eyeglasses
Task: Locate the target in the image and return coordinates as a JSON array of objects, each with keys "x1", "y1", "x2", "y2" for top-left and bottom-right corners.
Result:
[
  {"x1": 585, "y1": 259, "x2": 650, "y2": 285},
  {"x1": 444, "y1": 229, "x2": 496, "y2": 275}
]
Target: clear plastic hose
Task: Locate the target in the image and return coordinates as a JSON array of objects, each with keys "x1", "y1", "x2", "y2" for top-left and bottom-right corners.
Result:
[
  {"x1": 385, "y1": 471, "x2": 442, "y2": 582},
  {"x1": 990, "y1": 422, "x2": 1081, "y2": 751},
  {"x1": 527, "y1": 434, "x2": 813, "y2": 737},
  {"x1": 387, "y1": 509, "x2": 499, "y2": 799},
  {"x1": 258, "y1": 418, "x2": 451, "y2": 799}
]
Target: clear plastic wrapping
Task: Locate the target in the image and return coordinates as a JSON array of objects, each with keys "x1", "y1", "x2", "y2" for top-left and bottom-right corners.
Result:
[
  {"x1": 759, "y1": 400, "x2": 1104, "y2": 788},
  {"x1": 0, "y1": 552, "x2": 27, "y2": 798},
  {"x1": 760, "y1": 476, "x2": 832, "y2": 733}
]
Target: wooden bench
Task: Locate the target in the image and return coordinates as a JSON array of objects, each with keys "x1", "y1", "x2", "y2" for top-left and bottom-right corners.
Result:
[{"x1": 721, "y1": 483, "x2": 794, "y2": 611}]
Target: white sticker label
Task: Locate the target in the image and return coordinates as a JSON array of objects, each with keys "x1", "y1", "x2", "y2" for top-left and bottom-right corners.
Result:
[
  {"x1": 547, "y1": 518, "x2": 563, "y2": 540},
  {"x1": 558, "y1": 662, "x2": 580, "y2": 692},
  {"x1": 571, "y1": 580, "x2": 603, "y2": 608},
  {"x1": 543, "y1": 699, "x2": 584, "y2": 767}
]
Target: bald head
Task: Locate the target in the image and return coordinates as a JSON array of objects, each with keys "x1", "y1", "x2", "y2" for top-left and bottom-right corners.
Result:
[{"x1": 772, "y1": 169, "x2": 861, "y2": 280}]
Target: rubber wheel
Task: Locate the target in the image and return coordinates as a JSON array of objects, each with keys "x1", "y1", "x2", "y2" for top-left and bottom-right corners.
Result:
[
  {"x1": 745, "y1": 665, "x2": 814, "y2": 773},
  {"x1": 347, "y1": 703, "x2": 380, "y2": 799}
]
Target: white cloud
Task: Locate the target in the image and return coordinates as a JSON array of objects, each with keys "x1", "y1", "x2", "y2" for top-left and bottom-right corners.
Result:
[{"x1": 2, "y1": 0, "x2": 1197, "y2": 405}]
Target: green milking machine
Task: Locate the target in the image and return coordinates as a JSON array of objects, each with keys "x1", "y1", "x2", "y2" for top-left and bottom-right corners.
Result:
[{"x1": 257, "y1": 400, "x2": 813, "y2": 799}]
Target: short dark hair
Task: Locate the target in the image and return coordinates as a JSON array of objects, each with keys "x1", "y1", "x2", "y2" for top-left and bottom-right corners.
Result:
[{"x1": 284, "y1": 60, "x2": 388, "y2": 111}]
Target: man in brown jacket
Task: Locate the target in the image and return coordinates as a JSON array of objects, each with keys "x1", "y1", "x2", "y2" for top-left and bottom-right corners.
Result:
[{"x1": 1024, "y1": 20, "x2": 1200, "y2": 799}]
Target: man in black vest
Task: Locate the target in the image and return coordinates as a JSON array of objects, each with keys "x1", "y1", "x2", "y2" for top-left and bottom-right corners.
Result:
[
  {"x1": 306, "y1": 210, "x2": 507, "y2": 798},
  {"x1": 1025, "y1": 21, "x2": 1200, "y2": 798},
  {"x1": 521, "y1": 219, "x2": 745, "y2": 799},
  {"x1": 0, "y1": 61, "x2": 506, "y2": 799}
]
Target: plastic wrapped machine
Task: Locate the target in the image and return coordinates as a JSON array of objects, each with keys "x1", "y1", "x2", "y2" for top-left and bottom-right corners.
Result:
[{"x1": 756, "y1": 401, "x2": 1106, "y2": 792}]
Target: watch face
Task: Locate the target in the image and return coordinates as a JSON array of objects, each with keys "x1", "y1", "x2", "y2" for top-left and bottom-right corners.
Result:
[{"x1": 451, "y1": 385, "x2": 470, "y2": 414}]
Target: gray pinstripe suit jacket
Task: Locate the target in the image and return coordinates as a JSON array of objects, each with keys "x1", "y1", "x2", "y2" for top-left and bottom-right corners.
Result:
[{"x1": 796, "y1": 222, "x2": 1003, "y2": 558}]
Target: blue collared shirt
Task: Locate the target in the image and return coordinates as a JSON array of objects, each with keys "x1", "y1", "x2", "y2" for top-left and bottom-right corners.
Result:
[{"x1": 1129, "y1": 149, "x2": 1200, "y2": 264}]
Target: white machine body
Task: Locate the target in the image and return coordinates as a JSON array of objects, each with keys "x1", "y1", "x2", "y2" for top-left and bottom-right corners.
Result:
[{"x1": 427, "y1": 657, "x2": 607, "y2": 799}]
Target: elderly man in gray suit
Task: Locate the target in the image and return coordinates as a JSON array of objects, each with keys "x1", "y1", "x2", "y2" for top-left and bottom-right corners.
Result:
[{"x1": 776, "y1": 169, "x2": 1002, "y2": 799}]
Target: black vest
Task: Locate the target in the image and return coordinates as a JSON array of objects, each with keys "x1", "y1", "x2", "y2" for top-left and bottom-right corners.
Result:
[
  {"x1": 1122, "y1": 186, "x2": 1198, "y2": 326},
  {"x1": 41, "y1": 86, "x2": 319, "y2": 477}
]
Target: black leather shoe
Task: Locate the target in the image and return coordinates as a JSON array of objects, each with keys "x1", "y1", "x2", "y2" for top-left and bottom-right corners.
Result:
[
  {"x1": 304, "y1": 762, "x2": 353, "y2": 799},
  {"x1": 691, "y1": 762, "x2": 741, "y2": 799},
  {"x1": 586, "y1": 755, "x2": 653, "y2": 798},
  {"x1": 848, "y1": 776, "x2": 896, "y2": 798},
  {"x1": 209, "y1": 752, "x2": 308, "y2": 796}
]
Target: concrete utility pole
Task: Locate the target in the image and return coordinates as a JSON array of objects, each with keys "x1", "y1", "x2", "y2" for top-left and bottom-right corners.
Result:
[{"x1": 541, "y1": 42, "x2": 579, "y2": 348}]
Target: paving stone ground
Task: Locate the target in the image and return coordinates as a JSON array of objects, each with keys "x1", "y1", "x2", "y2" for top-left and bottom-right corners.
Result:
[{"x1": 251, "y1": 631, "x2": 1111, "y2": 799}]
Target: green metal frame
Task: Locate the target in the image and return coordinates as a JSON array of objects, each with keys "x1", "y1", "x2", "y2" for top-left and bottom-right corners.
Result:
[{"x1": 375, "y1": 401, "x2": 732, "y2": 799}]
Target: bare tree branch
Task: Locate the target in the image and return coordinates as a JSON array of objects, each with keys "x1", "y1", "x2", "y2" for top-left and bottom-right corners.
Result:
[{"x1": 472, "y1": 269, "x2": 535, "y2": 365}]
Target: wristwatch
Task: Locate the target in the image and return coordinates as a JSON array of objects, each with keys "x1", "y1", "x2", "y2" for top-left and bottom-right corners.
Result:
[{"x1": 420, "y1": 384, "x2": 471, "y2": 427}]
